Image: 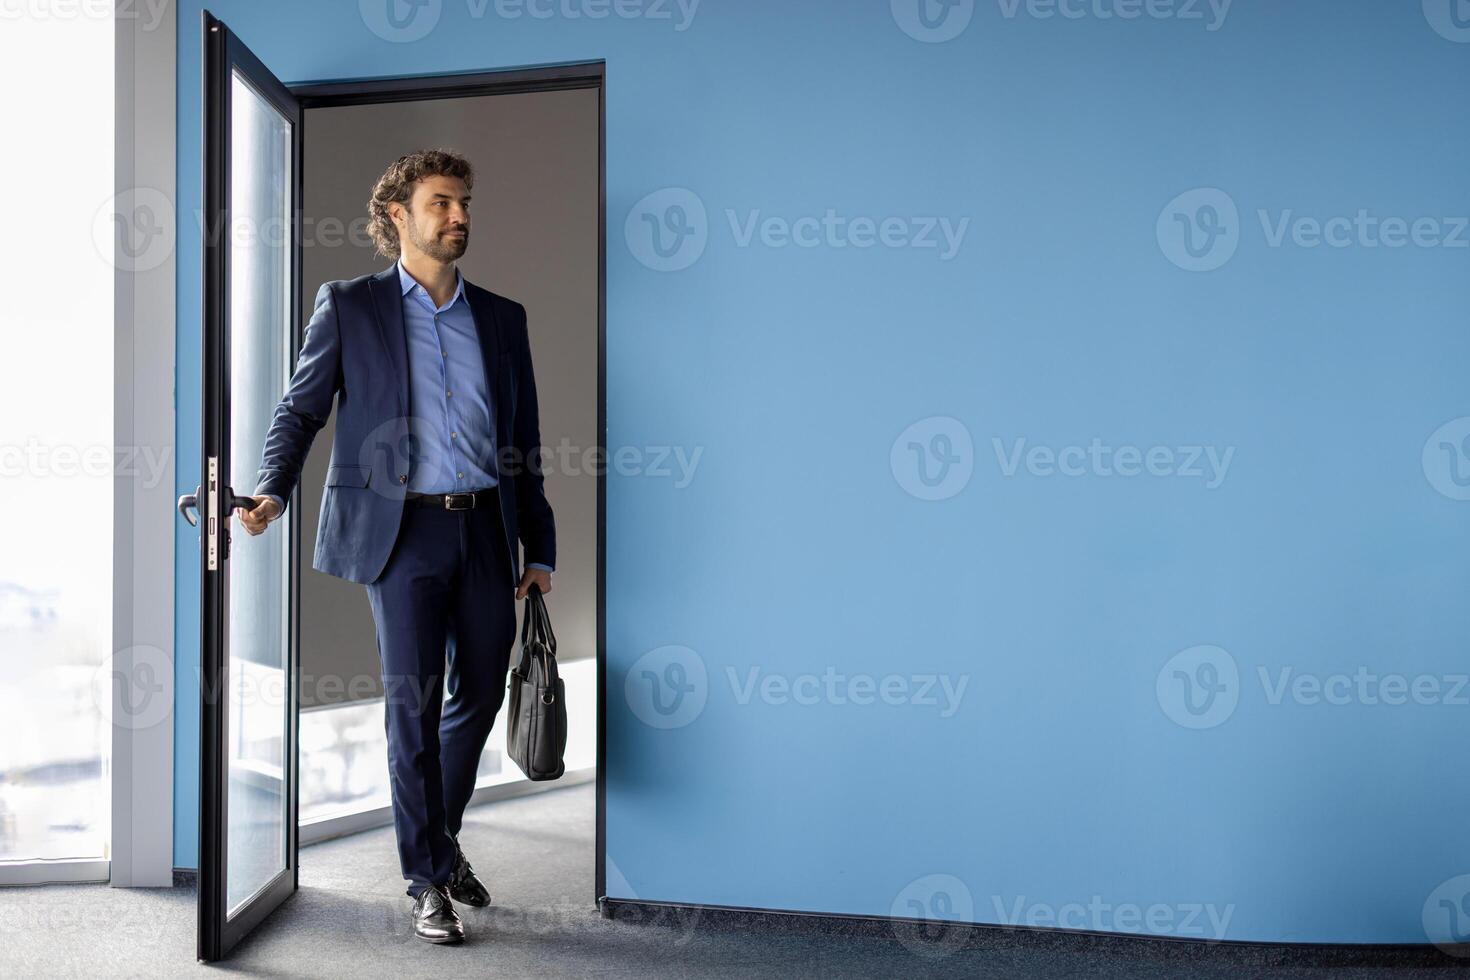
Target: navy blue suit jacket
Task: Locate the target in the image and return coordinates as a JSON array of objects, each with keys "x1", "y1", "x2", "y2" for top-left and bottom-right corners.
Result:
[{"x1": 254, "y1": 262, "x2": 556, "y2": 586}]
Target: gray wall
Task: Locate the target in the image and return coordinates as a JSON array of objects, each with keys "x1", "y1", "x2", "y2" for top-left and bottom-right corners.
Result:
[{"x1": 298, "y1": 88, "x2": 598, "y2": 708}]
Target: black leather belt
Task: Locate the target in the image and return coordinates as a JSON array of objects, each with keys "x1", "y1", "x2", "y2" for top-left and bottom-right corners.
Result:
[{"x1": 405, "y1": 487, "x2": 497, "y2": 511}]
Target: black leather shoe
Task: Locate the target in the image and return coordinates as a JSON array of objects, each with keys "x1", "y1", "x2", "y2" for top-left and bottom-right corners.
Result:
[
  {"x1": 411, "y1": 885, "x2": 465, "y2": 944},
  {"x1": 446, "y1": 837, "x2": 492, "y2": 908}
]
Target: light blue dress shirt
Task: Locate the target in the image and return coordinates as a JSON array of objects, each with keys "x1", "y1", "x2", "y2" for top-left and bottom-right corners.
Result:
[{"x1": 264, "y1": 260, "x2": 551, "y2": 575}]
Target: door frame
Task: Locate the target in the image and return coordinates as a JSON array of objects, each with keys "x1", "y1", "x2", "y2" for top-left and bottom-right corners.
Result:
[
  {"x1": 197, "y1": 15, "x2": 606, "y2": 955},
  {"x1": 287, "y1": 54, "x2": 608, "y2": 908}
]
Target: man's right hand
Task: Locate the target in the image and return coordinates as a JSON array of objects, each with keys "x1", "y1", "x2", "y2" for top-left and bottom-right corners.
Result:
[{"x1": 235, "y1": 495, "x2": 282, "y2": 536}]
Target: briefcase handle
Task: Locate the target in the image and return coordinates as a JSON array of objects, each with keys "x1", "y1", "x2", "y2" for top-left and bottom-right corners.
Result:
[{"x1": 519, "y1": 582, "x2": 557, "y2": 656}]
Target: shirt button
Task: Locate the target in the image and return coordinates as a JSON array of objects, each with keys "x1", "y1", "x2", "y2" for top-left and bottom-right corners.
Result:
[
  {"x1": 442, "y1": 350, "x2": 448, "y2": 358},
  {"x1": 446, "y1": 390, "x2": 453, "y2": 398},
  {"x1": 450, "y1": 432, "x2": 457, "y2": 439},
  {"x1": 457, "y1": 472, "x2": 464, "y2": 479}
]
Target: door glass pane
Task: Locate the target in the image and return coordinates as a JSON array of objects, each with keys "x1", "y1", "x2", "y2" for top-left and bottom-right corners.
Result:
[{"x1": 225, "y1": 68, "x2": 292, "y2": 918}]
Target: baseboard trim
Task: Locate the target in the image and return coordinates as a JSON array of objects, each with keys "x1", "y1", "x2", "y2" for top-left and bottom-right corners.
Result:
[{"x1": 595, "y1": 897, "x2": 1464, "y2": 964}]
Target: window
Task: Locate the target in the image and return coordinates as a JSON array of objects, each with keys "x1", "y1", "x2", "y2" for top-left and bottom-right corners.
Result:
[{"x1": 0, "y1": 4, "x2": 115, "y2": 865}]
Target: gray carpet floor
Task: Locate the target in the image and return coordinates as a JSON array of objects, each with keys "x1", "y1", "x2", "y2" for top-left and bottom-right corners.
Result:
[{"x1": 0, "y1": 781, "x2": 1464, "y2": 978}]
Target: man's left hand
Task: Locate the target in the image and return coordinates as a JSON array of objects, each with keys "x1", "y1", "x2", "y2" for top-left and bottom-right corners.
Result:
[{"x1": 516, "y1": 567, "x2": 552, "y2": 600}]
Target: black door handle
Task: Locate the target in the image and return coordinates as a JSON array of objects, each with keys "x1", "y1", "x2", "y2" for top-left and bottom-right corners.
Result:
[{"x1": 177, "y1": 485, "x2": 201, "y2": 527}]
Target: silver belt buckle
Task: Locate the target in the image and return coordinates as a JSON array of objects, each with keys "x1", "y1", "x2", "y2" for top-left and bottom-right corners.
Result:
[{"x1": 443, "y1": 491, "x2": 475, "y2": 511}]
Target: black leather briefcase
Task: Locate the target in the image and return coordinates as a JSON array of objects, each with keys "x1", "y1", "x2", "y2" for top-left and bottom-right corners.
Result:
[{"x1": 507, "y1": 584, "x2": 567, "y2": 781}]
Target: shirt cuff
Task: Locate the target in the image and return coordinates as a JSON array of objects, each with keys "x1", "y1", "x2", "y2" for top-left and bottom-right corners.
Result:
[{"x1": 526, "y1": 562, "x2": 554, "y2": 574}]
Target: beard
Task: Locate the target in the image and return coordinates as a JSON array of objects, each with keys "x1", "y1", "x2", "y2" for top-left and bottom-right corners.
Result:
[{"x1": 404, "y1": 213, "x2": 468, "y2": 262}]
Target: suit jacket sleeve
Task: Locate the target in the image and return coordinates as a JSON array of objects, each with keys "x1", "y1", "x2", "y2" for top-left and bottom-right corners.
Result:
[
  {"x1": 253, "y1": 282, "x2": 343, "y2": 516},
  {"x1": 511, "y1": 301, "x2": 556, "y2": 570}
]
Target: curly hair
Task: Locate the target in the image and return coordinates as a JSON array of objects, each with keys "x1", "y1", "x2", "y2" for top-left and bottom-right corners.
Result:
[{"x1": 366, "y1": 148, "x2": 475, "y2": 260}]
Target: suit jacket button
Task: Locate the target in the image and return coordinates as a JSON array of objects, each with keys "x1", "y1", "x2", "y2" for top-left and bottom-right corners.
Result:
[{"x1": 399, "y1": 475, "x2": 407, "y2": 484}]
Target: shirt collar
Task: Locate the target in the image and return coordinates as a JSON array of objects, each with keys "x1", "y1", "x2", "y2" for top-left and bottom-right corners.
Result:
[{"x1": 396, "y1": 258, "x2": 465, "y2": 310}]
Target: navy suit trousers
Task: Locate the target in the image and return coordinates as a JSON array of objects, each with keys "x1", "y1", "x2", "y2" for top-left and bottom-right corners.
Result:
[{"x1": 364, "y1": 487, "x2": 516, "y2": 899}]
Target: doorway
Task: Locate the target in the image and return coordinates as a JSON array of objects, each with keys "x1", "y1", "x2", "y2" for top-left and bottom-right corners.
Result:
[{"x1": 190, "y1": 11, "x2": 604, "y2": 961}]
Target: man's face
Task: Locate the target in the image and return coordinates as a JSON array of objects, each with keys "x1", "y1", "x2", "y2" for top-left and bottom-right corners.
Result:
[{"x1": 397, "y1": 174, "x2": 470, "y2": 262}]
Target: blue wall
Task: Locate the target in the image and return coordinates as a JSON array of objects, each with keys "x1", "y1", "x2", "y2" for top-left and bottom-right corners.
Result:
[{"x1": 175, "y1": 0, "x2": 1470, "y2": 944}]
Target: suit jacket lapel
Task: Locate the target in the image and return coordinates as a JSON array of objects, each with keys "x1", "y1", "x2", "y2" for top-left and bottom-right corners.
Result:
[
  {"x1": 465, "y1": 280, "x2": 508, "y2": 453},
  {"x1": 368, "y1": 262, "x2": 410, "y2": 417}
]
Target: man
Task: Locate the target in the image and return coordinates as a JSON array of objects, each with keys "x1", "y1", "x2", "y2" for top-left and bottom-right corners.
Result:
[{"x1": 234, "y1": 148, "x2": 556, "y2": 945}]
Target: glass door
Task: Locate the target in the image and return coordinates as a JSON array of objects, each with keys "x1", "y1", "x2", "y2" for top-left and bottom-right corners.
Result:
[{"x1": 183, "y1": 10, "x2": 303, "y2": 962}]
